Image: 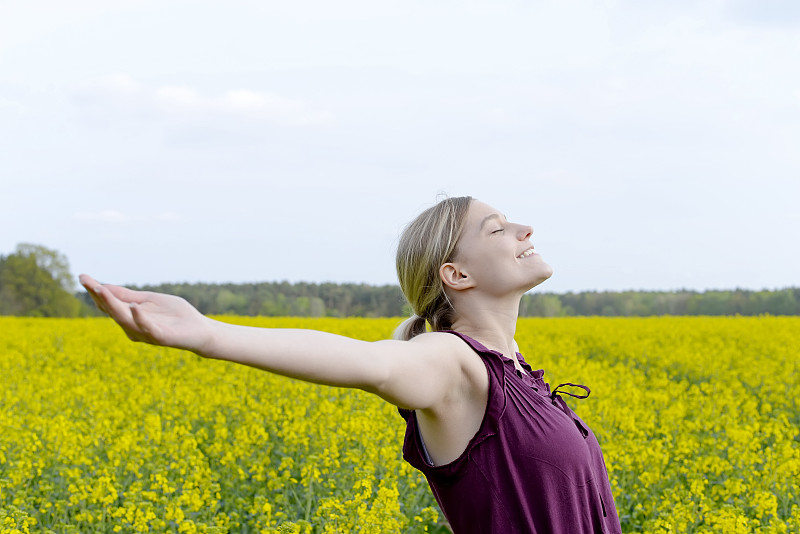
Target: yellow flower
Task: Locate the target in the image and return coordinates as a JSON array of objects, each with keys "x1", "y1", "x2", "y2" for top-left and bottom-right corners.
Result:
[{"x1": 1, "y1": 316, "x2": 799, "y2": 532}]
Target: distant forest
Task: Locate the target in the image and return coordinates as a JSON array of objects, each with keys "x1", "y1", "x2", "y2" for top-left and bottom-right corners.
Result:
[
  {"x1": 3, "y1": 243, "x2": 798, "y2": 318},
  {"x1": 77, "y1": 281, "x2": 800, "y2": 318}
]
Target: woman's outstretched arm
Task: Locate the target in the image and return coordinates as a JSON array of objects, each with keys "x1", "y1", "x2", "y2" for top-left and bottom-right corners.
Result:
[{"x1": 79, "y1": 274, "x2": 468, "y2": 411}]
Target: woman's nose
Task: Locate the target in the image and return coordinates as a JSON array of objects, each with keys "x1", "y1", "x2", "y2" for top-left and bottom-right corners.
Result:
[{"x1": 518, "y1": 224, "x2": 533, "y2": 240}]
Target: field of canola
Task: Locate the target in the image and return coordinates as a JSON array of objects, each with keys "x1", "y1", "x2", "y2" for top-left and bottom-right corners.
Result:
[{"x1": 1, "y1": 316, "x2": 798, "y2": 533}]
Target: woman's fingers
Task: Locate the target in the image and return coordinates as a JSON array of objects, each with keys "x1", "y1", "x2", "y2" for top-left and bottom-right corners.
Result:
[
  {"x1": 80, "y1": 275, "x2": 144, "y2": 304},
  {"x1": 79, "y1": 274, "x2": 148, "y2": 319},
  {"x1": 85, "y1": 290, "x2": 105, "y2": 314},
  {"x1": 104, "y1": 283, "x2": 148, "y2": 304},
  {"x1": 79, "y1": 274, "x2": 101, "y2": 292},
  {"x1": 94, "y1": 285, "x2": 131, "y2": 322},
  {"x1": 87, "y1": 287, "x2": 111, "y2": 315},
  {"x1": 91, "y1": 285, "x2": 152, "y2": 342},
  {"x1": 129, "y1": 303, "x2": 160, "y2": 343},
  {"x1": 79, "y1": 274, "x2": 190, "y2": 348},
  {"x1": 79, "y1": 274, "x2": 112, "y2": 315}
]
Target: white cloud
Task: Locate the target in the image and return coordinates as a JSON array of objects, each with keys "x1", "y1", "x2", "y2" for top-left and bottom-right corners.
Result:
[
  {"x1": 153, "y1": 211, "x2": 181, "y2": 222},
  {"x1": 223, "y1": 90, "x2": 272, "y2": 111},
  {"x1": 481, "y1": 107, "x2": 511, "y2": 126},
  {"x1": 74, "y1": 210, "x2": 128, "y2": 223},
  {"x1": 0, "y1": 96, "x2": 25, "y2": 114},
  {"x1": 154, "y1": 85, "x2": 203, "y2": 110},
  {"x1": 94, "y1": 74, "x2": 142, "y2": 94},
  {"x1": 73, "y1": 211, "x2": 182, "y2": 223},
  {"x1": 221, "y1": 89, "x2": 333, "y2": 125},
  {"x1": 75, "y1": 75, "x2": 333, "y2": 126}
]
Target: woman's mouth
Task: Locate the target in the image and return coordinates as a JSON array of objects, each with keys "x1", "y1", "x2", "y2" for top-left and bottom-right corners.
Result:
[{"x1": 517, "y1": 247, "x2": 537, "y2": 259}]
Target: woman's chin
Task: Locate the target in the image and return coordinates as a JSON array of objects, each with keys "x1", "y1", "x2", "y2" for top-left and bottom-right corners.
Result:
[
  {"x1": 529, "y1": 263, "x2": 553, "y2": 289},
  {"x1": 542, "y1": 262, "x2": 554, "y2": 280}
]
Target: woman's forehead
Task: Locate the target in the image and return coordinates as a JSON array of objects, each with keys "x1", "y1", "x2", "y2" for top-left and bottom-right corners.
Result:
[{"x1": 467, "y1": 200, "x2": 505, "y2": 225}]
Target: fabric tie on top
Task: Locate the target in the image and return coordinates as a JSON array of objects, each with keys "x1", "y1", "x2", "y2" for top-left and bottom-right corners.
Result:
[{"x1": 550, "y1": 382, "x2": 591, "y2": 438}]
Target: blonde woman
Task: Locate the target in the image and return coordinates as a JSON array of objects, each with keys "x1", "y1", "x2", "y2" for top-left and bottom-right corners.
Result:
[{"x1": 81, "y1": 196, "x2": 622, "y2": 533}]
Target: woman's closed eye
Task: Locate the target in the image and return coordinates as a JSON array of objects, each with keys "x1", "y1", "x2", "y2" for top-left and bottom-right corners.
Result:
[{"x1": 491, "y1": 228, "x2": 505, "y2": 234}]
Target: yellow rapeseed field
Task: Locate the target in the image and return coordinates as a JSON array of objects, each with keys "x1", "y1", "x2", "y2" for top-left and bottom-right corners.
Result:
[{"x1": 1, "y1": 316, "x2": 798, "y2": 533}]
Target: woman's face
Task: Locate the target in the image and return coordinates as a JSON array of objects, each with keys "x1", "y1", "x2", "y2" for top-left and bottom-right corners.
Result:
[{"x1": 446, "y1": 200, "x2": 553, "y2": 297}]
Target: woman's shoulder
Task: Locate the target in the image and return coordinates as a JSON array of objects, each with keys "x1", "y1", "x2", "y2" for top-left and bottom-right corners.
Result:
[
  {"x1": 409, "y1": 331, "x2": 491, "y2": 381},
  {"x1": 406, "y1": 330, "x2": 474, "y2": 354},
  {"x1": 404, "y1": 330, "x2": 471, "y2": 357}
]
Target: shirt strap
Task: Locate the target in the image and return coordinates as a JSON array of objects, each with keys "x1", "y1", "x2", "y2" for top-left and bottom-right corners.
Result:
[
  {"x1": 551, "y1": 382, "x2": 591, "y2": 399},
  {"x1": 550, "y1": 382, "x2": 591, "y2": 439}
]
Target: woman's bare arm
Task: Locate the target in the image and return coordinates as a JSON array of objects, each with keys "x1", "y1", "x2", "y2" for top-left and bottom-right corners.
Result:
[{"x1": 79, "y1": 274, "x2": 467, "y2": 411}]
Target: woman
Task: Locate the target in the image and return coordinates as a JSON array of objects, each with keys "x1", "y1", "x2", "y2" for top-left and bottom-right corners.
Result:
[{"x1": 80, "y1": 196, "x2": 622, "y2": 533}]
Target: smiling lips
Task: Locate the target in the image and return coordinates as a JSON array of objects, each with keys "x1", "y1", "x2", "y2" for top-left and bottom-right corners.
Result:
[{"x1": 517, "y1": 247, "x2": 537, "y2": 259}]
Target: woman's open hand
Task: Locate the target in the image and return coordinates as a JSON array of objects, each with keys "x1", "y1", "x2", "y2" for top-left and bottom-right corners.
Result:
[{"x1": 79, "y1": 274, "x2": 213, "y2": 353}]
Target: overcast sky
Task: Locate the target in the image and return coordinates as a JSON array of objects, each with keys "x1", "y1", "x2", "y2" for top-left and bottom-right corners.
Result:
[{"x1": 1, "y1": 0, "x2": 798, "y2": 293}]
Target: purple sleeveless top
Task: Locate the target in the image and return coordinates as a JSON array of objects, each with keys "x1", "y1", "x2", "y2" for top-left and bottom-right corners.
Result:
[{"x1": 398, "y1": 331, "x2": 622, "y2": 534}]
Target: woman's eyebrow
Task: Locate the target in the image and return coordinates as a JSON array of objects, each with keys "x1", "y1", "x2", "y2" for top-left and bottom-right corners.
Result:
[{"x1": 479, "y1": 213, "x2": 507, "y2": 230}]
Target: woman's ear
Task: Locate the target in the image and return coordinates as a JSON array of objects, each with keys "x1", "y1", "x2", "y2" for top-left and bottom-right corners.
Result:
[{"x1": 440, "y1": 262, "x2": 476, "y2": 291}]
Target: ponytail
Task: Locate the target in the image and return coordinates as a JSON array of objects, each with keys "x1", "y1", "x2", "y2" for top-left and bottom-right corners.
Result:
[
  {"x1": 393, "y1": 314, "x2": 427, "y2": 341},
  {"x1": 395, "y1": 196, "x2": 472, "y2": 340}
]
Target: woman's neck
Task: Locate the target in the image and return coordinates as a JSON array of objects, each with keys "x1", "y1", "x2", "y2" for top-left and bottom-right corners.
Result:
[{"x1": 449, "y1": 293, "x2": 522, "y2": 357}]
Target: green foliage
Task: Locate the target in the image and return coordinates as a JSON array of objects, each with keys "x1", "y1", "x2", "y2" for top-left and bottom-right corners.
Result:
[
  {"x1": 0, "y1": 243, "x2": 84, "y2": 317},
  {"x1": 122, "y1": 281, "x2": 408, "y2": 318},
  {"x1": 14, "y1": 243, "x2": 76, "y2": 292},
  {"x1": 520, "y1": 294, "x2": 564, "y2": 317},
  {"x1": 522, "y1": 288, "x2": 800, "y2": 317}
]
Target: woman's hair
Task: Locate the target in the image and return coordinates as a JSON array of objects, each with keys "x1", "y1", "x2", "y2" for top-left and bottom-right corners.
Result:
[{"x1": 394, "y1": 196, "x2": 473, "y2": 340}]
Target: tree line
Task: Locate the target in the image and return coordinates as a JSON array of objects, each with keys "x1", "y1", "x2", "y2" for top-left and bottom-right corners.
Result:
[
  {"x1": 519, "y1": 288, "x2": 800, "y2": 317},
  {"x1": 128, "y1": 281, "x2": 408, "y2": 318},
  {"x1": 2, "y1": 244, "x2": 798, "y2": 317},
  {"x1": 114, "y1": 283, "x2": 800, "y2": 317}
]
